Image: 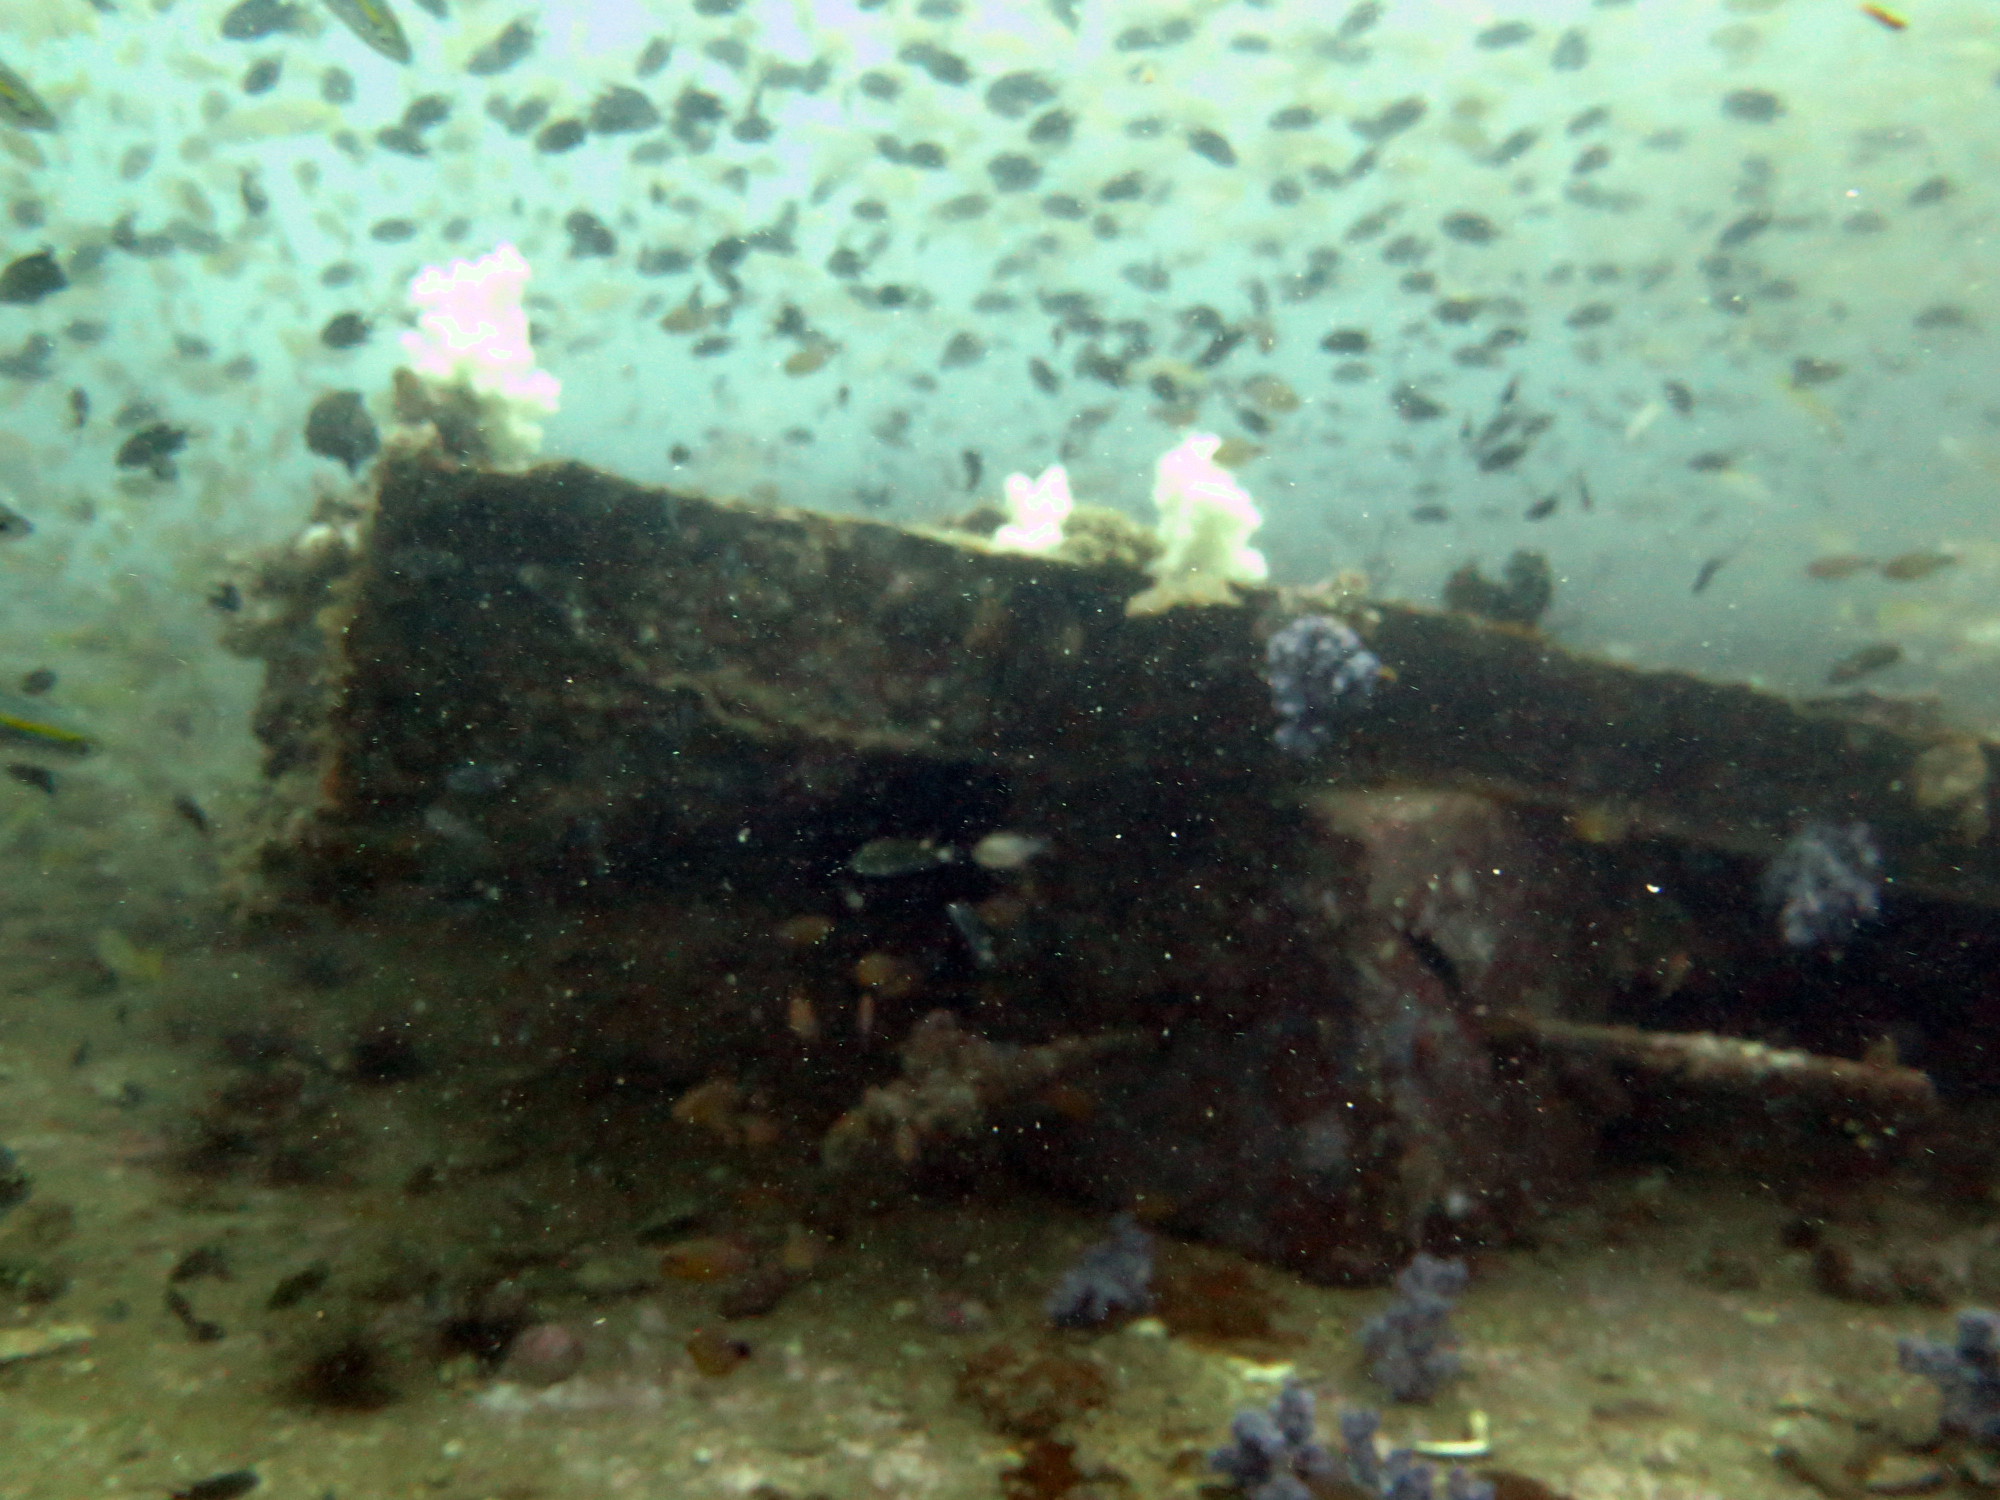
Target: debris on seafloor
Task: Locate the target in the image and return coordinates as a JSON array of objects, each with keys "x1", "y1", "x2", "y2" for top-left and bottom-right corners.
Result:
[
  {"x1": 1778, "y1": 1308, "x2": 2000, "y2": 1498},
  {"x1": 0, "y1": 1322, "x2": 93, "y2": 1366},
  {"x1": 1360, "y1": 1254, "x2": 1470, "y2": 1404},
  {"x1": 1482, "y1": 1014, "x2": 1937, "y2": 1116},
  {"x1": 820, "y1": 1011, "x2": 1150, "y2": 1173}
]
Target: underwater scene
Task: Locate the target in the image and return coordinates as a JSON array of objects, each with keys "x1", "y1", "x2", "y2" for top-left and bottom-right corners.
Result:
[{"x1": 4, "y1": 0, "x2": 2000, "y2": 1496}]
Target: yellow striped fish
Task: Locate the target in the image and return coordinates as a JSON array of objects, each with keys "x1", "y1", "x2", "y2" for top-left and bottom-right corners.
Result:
[
  {"x1": 0, "y1": 59, "x2": 56, "y2": 132},
  {"x1": 323, "y1": 0, "x2": 411, "y2": 63},
  {"x1": 0, "y1": 691, "x2": 93, "y2": 755}
]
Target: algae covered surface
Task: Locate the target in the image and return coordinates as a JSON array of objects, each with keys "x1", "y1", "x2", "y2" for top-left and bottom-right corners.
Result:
[
  {"x1": 0, "y1": 912, "x2": 1976, "y2": 1500},
  {"x1": 0, "y1": 463, "x2": 1994, "y2": 1500}
]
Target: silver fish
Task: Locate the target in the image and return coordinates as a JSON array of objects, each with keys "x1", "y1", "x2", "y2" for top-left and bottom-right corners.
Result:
[
  {"x1": 0, "y1": 690, "x2": 92, "y2": 755},
  {"x1": 945, "y1": 901, "x2": 995, "y2": 968},
  {"x1": 0, "y1": 59, "x2": 57, "y2": 132},
  {"x1": 322, "y1": 0, "x2": 412, "y2": 63},
  {"x1": 969, "y1": 831, "x2": 1048, "y2": 871},
  {"x1": 849, "y1": 837, "x2": 956, "y2": 878}
]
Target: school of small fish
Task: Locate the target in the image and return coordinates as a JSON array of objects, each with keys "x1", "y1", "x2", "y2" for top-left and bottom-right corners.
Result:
[{"x1": 0, "y1": 0, "x2": 1994, "y2": 784}]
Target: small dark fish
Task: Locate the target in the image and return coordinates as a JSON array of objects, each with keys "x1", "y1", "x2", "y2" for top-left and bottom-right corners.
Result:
[
  {"x1": 443, "y1": 761, "x2": 512, "y2": 796},
  {"x1": 172, "y1": 794, "x2": 211, "y2": 835},
  {"x1": 0, "y1": 690, "x2": 91, "y2": 754},
  {"x1": 322, "y1": 0, "x2": 412, "y2": 63},
  {"x1": 1410, "y1": 503, "x2": 1450, "y2": 524},
  {"x1": 945, "y1": 900, "x2": 995, "y2": 968},
  {"x1": 969, "y1": 831, "x2": 1048, "y2": 870},
  {"x1": 18, "y1": 668, "x2": 54, "y2": 695},
  {"x1": 170, "y1": 1472, "x2": 260, "y2": 1500},
  {"x1": 319, "y1": 312, "x2": 369, "y2": 350},
  {"x1": 961, "y1": 449, "x2": 983, "y2": 492},
  {"x1": 207, "y1": 582, "x2": 243, "y2": 612},
  {"x1": 303, "y1": 390, "x2": 379, "y2": 472},
  {"x1": 1692, "y1": 555, "x2": 1728, "y2": 593},
  {"x1": 0, "y1": 59, "x2": 58, "y2": 132},
  {"x1": 1662, "y1": 379, "x2": 1694, "y2": 415},
  {"x1": 1827, "y1": 642, "x2": 1903, "y2": 685},
  {"x1": 1806, "y1": 553, "x2": 1876, "y2": 580},
  {"x1": 116, "y1": 422, "x2": 189, "y2": 474},
  {"x1": 5, "y1": 762, "x2": 55, "y2": 795},
  {"x1": 169, "y1": 1245, "x2": 231, "y2": 1283},
  {"x1": 0, "y1": 250, "x2": 66, "y2": 305},
  {"x1": 467, "y1": 19, "x2": 534, "y2": 76},
  {"x1": 163, "y1": 1286, "x2": 225, "y2": 1342},
  {"x1": 1524, "y1": 494, "x2": 1558, "y2": 521},
  {"x1": 68, "y1": 388, "x2": 88, "y2": 427},
  {"x1": 266, "y1": 1261, "x2": 330, "y2": 1310},
  {"x1": 850, "y1": 837, "x2": 956, "y2": 877},
  {"x1": 1687, "y1": 451, "x2": 1733, "y2": 472},
  {"x1": 1879, "y1": 550, "x2": 1957, "y2": 581},
  {"x1": 220, "y1": 0, "x2": 302, "y2": 39},
  {"x1": 0, "y1": 500, "x2": 30, "y2": 539},
  {"x1": 1186, "y1": 127, "x2": 1237, "y2": 167},
  {"x1": 1576, "y1": 474, "x2": 1593, "y2": 511}
]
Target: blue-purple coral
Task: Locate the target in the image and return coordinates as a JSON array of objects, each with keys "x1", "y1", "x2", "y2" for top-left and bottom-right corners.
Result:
[
  {"x1": 1899, "y1": 1309, "x2": 2000, "y2": 1446},
  {"x1": 1361, "y1": 1254, "x2": 1469, "y2": 1403},
  {"x1": 1210, "y1": 1383, "x2": 1494, "y2": 1500},
  {"x1": 1268, "y1": 615, "x2": 1384, "y2": 757},
  {"x1": 1762, "y1": 820, "x2": 1882, "y2": 949},
  {"x1": 1045, "y1": 1214, "x2": 1153, "y2": 1328},
  {"x1": 1209, "y1": 1381, "x2": 1336, "y2": 1500}
]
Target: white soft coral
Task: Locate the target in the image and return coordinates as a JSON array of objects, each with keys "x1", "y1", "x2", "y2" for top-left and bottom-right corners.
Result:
[
  {"x1": 1125, "y1": 432, "x2": 1267, "y2": 614},
  {"x1": 399, "y1": 242, "x2": 560, "y2": 465},
  {"x1": 992, "y1": 463, "x2": 1074, "y2": 554}
]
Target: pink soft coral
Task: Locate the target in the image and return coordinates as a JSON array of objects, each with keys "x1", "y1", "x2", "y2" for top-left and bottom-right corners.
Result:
[
  {"x1": 1126, "y1": 432, "x2": 1267, "y2": 614},
  {"x1": 401, "y1": 242, "x2": 560, "y2": 412}
]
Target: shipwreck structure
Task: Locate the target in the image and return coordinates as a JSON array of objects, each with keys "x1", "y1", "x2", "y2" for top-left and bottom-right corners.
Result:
[{"x1": 219, "y1": 443, "x2": 1992, "y2": 1282}]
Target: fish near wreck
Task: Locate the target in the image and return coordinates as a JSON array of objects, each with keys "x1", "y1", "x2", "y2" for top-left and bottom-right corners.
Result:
[
  {"x1": 1879, "y1": 550, "x2": 1958, "y2": 582},
  {"x1": 849, "y1": 837, "x2": 956, "y2": 877},
  {"x1": 322, "y1": 0, "x2": 412, "y2": 63},
  {"x1": 0, "y1": 691, "x2": 92, "y2": 756},
  {"x1": 0, "y1": 251, "x2": 66, "y2": 306},
  {"x1": 0, "y1": 59, "x2": 57, "y2": 132},
  {"x1": 1827, "y1": 641, "x2": 1902, "y2": 685}
]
